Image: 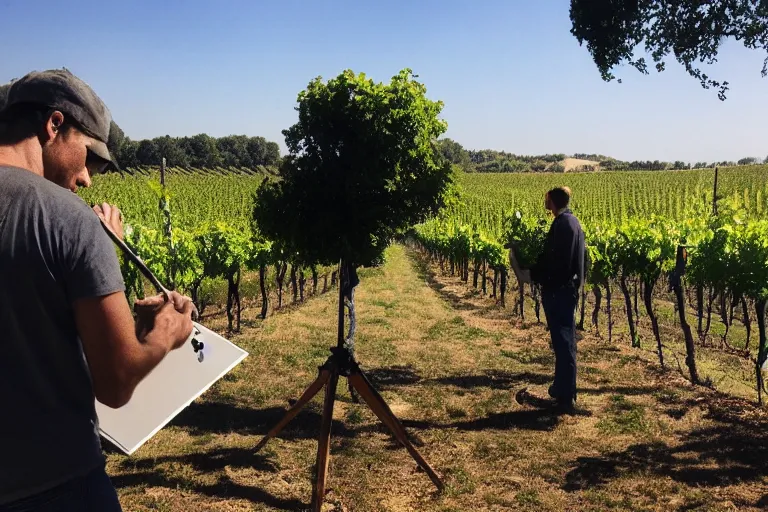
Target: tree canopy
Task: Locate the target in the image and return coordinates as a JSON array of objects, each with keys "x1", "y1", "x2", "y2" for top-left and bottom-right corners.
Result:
[
  {"x1": 570, "y1": 0, "x2": 768, "y2": 100},
  {"x1": 108, "y1": 131, "x2": 281, "y2": 169},
  {"x1": 253, "y1": 68, "x2": 454, "y2": 267}
]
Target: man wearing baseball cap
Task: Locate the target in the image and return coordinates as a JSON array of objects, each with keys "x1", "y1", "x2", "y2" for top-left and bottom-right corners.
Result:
[{"x1": 0, "y1": 69, "x2": 195, "y2": 511}]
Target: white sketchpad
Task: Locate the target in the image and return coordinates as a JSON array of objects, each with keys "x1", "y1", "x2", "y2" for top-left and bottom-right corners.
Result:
[
  {"x1": 507, "y1": 246, "x2": 529, "y2": 283},
  {"x1": 95, "y1": 322, "x2": 248, "y2": 455}
]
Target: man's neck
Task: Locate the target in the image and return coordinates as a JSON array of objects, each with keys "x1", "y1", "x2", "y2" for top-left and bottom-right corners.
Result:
[{"x1": 0, "y1": 139, "x2": 44, "y2": 176}]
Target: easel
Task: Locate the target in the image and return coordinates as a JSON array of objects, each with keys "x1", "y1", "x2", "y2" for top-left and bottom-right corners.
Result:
[{"x1": 253, "y1": 261, "x2": 444, "y2": 510}]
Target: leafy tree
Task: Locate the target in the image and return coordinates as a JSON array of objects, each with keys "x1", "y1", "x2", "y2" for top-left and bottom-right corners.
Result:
[
  {"x1": 108, "y1": 121, "x2": 126, "y2": 157},
  {"x1": 570, "y1": 0, "x2": 768, "y2": 100},
  {"x1": 136, "y1": 139, "x2": 161, "y2": 166},
  {"x1": 262, "y1": 141, "x2": 281, "y2": 166},
  {"x1": 184, "y1": 134, "x2": 222, "y2": 168},
  {"x1": 246, "y1": 136, "x2": 280, "y2": 167},
  {"x1": 549, "y1": 162, "x2": 566, "y2": 173},
  {"x1": 155, "y1": 136, "x2": 190, "y2": 167},
  {"x1": 254, "y1": 68, "x2": 454, "y2": 268},
  {"x1": 116, "y1": 139, "x2": 140, "y2": 168},
  {"x1": 738, "y1": 157, "x2": 759, "y2": 166},
  {"x1": 218, "y1": 135, "x2": 253, "y2": 168},
  {"x1": 437, "y1": 138, "x2": 473, "y2": 172}
]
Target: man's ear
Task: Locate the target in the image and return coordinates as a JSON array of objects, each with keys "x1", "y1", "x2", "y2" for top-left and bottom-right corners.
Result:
[{"x1": 42, "y1": 110, "x2": 65, "y2": 144}]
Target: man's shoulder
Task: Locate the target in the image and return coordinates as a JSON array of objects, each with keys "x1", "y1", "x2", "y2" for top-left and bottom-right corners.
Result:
[
  {"x1": 0, "y1": 166, "x2": 94, "y2": 220},
  {"x1": 562, "y1": 210, "x2": 583, "y2": 226}
]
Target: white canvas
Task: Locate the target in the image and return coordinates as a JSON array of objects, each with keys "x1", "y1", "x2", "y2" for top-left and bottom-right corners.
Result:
[
  {"x1": 95, "y1": 322, "x2": 248, "y2": 455},
  {"x1": 507, "y1": 247, "x2": 531, "y2": 283}
]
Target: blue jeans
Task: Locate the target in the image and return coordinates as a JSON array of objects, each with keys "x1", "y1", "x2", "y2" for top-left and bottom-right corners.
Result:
[
  {"x1": 0, "y1": 465, "x2": 122, "y2": 512},
  {"x1": 541, "y1": 286, "x2": 578, "y2": 403}
]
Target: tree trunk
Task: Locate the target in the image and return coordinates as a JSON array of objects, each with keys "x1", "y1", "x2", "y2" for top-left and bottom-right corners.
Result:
[
  {"x1": 276, "y1": 262, "x2": 287, "y2": 309},
  {"x1": 592, "y1": 285, "x2": 602, "y2": 336},
  {"x1": 312, "y1": 267, "x2": 318, "y2": 296},
  {"x1": 450, "y1": 258, "x2": 455, "y2": 276},
  {"x1": 577, "y1": 284, "x2": 587, "y2": 331},
  {"x1": 620, "y1": 274, "x2": 639, "y2": 348},
  {"x1": 492, "y1": 268, "x2": 498, "y2": 299},
  {"x1": 463, "y1": 259, "x2": 469, "y2": 282},
  {"x1": 742, "y1": 296, "x2": 752, "y2": 353},
  {"x1": 633, "y1": 279, "x2": 640, "y2": 328},
  {"x1": 290, "y1": 265, "x2": 298, "y2": 303},
  {"x1": 606, "y1": 281, "x2": 613, "y2": 344},
  {"x1": 719, "y1": 290, "x2": 730, "y2": 347},
  {"x1": 673, "y1": 275, "x2": 700, "y2": 384},
  {"x1": 533, "y1": 284, "x2": 541, "y2": 323},
  {"x1": 518, "y1": 281, "x2": 525, "y2": 320},
  {"x1": 696, "y1": 283, "x2": 704, "y2": 338},
  {"x1": 234, "y1": 268, "x2": 241, "y2": 332},
  {"x1": 323, "y1": 273, "x2": 328, "y2": 293},
  {"x1": 331, "y1": 270, "x2": 338, "y2": 287},
  {"x1": 226, "y1": 267, "x2": 241, "y2": 332},
  {"x1": 481, "y1": 260, "x2": 487, "y2": 294},
  {"x1": 500, "y1": 268, "x2": 507, "y2": 308},
  {"x1": 299, "y1": 270, "x2": 306, "y2": 302},
  {"x1": 754, "y1": 299, "x2": 766, "y2": 405},
  {"x1": 472, "y1": 260, "x2": 479, "y2": 288},
  {"x1": 643, "y1": 278, "x2": 664, "y2": 368},
  {"x1": 190, "y1": 279, "x2": 208, "y2": 318},
  {"x1": 703, "y1": 286, "x2": 715, "y2": 343},
  {"x1": 259, "y1": 264, "x2": 269, "y2": 319}
]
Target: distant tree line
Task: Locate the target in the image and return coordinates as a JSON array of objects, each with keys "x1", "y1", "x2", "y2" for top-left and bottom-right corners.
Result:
[
  {"x1": 437, "y1": 139, "x2": 768, "y2": 173},
  {"x1": 108, "y1": 122, "x2": 281, "y2": 169},
  {"x1": 437, "y1": 139, "x2": 565, "y2": 173}
]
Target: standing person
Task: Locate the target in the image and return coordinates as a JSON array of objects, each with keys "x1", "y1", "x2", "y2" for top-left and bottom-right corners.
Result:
[
  {"x1": 529, "y1": 186, "x2": 585, "y2": 414},
  {"x1": 0, "y1": 69, "x2": 194, "y2": 511}
]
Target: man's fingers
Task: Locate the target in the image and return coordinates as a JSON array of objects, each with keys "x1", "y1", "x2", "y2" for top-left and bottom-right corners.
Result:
[
  {"x1": 167, "y1": 291, "x2": 192, "y2": 311},
  {"x1": 134, "y1": 294, "x2": 165, "y2": 308},
  {"x1": 180, "y1": 299, "x2": 195, "y2": 317}
]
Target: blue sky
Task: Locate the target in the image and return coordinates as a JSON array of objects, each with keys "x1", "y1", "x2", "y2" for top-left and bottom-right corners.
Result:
[{"x1": 1, "y1": 0, "x2": 766, "y2": 163}]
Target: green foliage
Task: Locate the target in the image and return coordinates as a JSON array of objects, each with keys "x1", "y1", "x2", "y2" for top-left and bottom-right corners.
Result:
[
  {"x1": 194, "y1": 222, "x2": 249, "y2": 279},
  {"x1": 254, "y1": 68, "x2": 453, "y2": 266},
  {"x1": 570, "y1": 0, "x2": 768, "y2": 100},
  {"x1": 501, "y1": 210, "x2": 548, "y2": 268},
  {"x1": 614, "y1": 217, "x2": 677, "y2": 283}
]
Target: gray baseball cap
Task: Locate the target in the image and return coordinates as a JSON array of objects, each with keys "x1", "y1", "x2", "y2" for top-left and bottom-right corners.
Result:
[{"x1": 2, "y1": 69, "x2": 119, "y2": 170}]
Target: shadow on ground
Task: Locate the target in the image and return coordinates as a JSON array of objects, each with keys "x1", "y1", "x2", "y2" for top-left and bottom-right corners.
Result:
[
  {"x1": 112, "y1": 470, "x2": 306, "y2": 511},
  {"x1": 365, "y1": 365, "x2": 552, "y2": 391},
  {"x1": 564, "y1": 402, "x2": 768, "y2": 491}
]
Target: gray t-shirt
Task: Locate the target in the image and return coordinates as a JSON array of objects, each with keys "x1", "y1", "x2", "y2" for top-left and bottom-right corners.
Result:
[{"x1": 0, "y1": 166, "x2": 125, "y2": 504}]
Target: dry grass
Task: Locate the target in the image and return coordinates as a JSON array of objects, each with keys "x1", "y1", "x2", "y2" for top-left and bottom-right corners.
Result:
[{"x1": 107, "y1": 245, "x2": 768, "y2": 511}]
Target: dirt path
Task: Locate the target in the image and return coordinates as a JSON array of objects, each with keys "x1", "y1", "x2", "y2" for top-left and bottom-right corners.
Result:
[{"x1": 108, "y1": 245, "x2": 768, "y2": 511}]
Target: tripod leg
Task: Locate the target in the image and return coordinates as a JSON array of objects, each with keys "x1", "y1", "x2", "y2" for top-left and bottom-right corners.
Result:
[
  {"x1": 312, "y1": 371, "x2": 339, "y2": 512},
  {"x1": 348, "y1": 372, "x2": 445, "y2": 491},
  {"x1": 254, "y1": 369, "x2": 332, "y2": 453}
]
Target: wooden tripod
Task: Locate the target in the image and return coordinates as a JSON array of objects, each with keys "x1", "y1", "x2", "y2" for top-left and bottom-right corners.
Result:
[{"x1": 253, "y1": 263, "x2": 444, "y2": 511}]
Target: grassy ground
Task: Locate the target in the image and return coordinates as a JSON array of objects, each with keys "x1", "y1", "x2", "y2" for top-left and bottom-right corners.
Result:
[{"x1": 107, "y1": 244, "x2": 768, "y2": 511}]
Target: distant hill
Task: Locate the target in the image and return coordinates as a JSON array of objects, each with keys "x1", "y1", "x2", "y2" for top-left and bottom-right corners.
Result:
[
  {"x1": 553, "y1": 158, "x2": 600, "y2": 172},
  {"x1": 437, "y1": 138, "x2": 766, "y2": 173}
]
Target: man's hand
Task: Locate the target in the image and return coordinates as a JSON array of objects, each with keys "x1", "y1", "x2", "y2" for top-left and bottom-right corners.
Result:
[
  {"x1": 93, "y1": 202, "x2": 124, "y2": 240},
  {"x1": 135, "y1": 292, "x2": 195, "y2": 351}
]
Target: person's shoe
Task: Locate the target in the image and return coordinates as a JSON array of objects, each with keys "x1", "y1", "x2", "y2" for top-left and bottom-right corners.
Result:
[
  {"x1": 555, "y1": 398, "x2": 576, "y2": 415},
  {"x1": 555, "y1": 398, "x2": 591, "y2": 416},
  {"x1": 548, "y1": 384, "x2": 557, "y2": 399}
]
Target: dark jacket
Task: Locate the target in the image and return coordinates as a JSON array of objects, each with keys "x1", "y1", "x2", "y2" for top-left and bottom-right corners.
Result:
[{"x1": 530, "y1": 209, "x2": 585, "y2": 292}]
